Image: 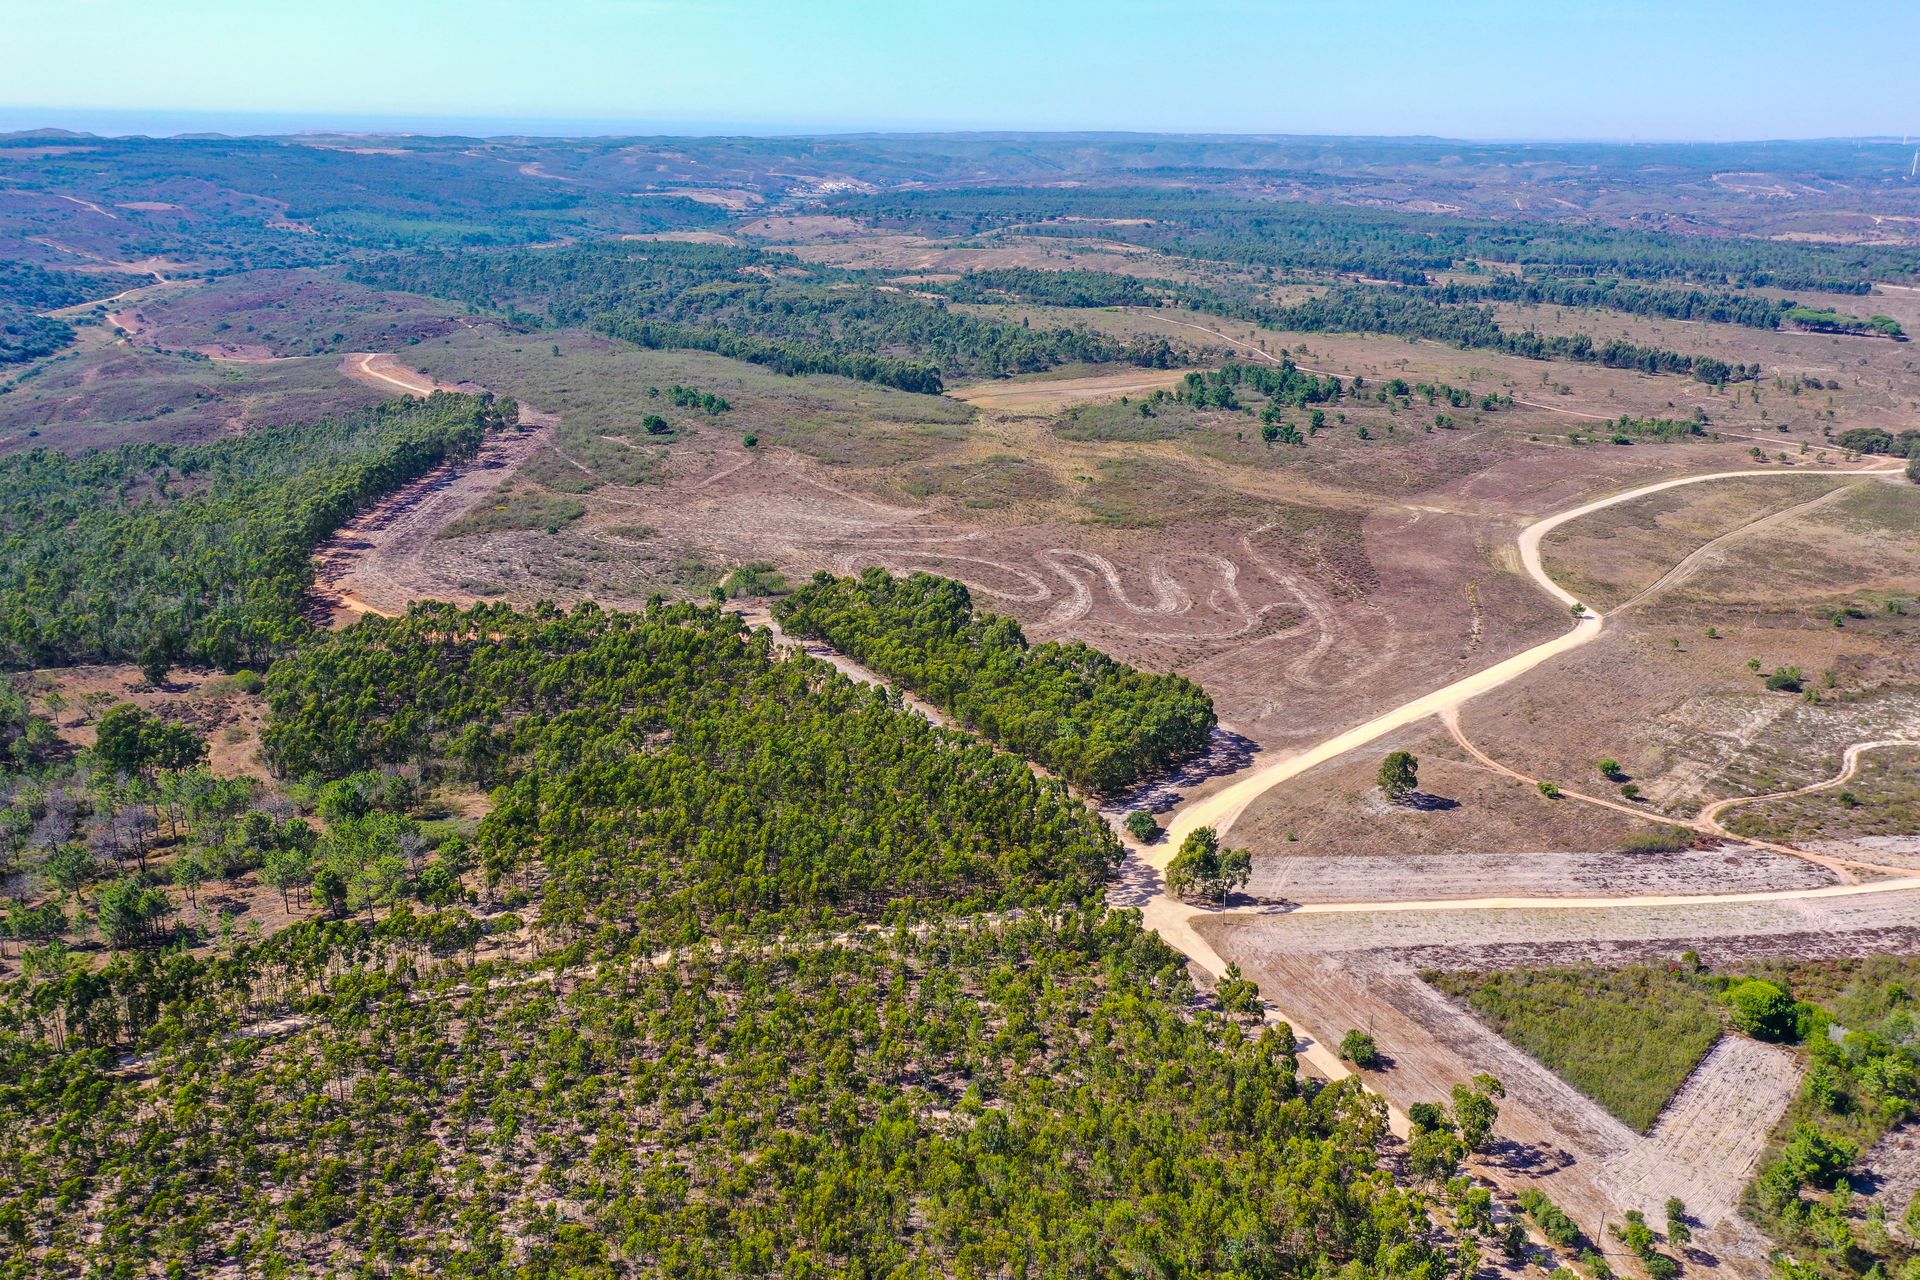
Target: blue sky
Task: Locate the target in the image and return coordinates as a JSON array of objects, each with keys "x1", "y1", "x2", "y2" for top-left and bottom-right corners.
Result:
[{"x1": 4, "y1": 0, "x2": 1915, "y2": 140}]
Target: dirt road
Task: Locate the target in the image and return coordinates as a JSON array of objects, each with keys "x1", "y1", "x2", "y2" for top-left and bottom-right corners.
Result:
[
  {"x1": 1161, "y1": 462, "x2": 1901, "y2": 851},
  {"x1": 341, "y1": 351, "x2": 461, "y2": 397},
  {"x1": 1115, "y1": 454, "x2": 1909, "y2": 1263}
]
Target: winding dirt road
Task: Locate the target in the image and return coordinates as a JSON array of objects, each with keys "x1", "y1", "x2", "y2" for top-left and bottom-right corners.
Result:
[
  {"x1": 1126, "y1": 455, "x2": 1909, "y2": 1141},
  {"x1": 1160, "y1": 462, "x2": 1903, "y2": 852},
  {"x1": 1700, "y1": 738, "x2": 1920, "y2": 836}
]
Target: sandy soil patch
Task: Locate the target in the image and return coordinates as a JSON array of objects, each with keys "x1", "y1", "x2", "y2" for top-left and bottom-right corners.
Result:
[
  {"x1": 1856, "y1": 1125, "x2": 1920, "y2": 1219},
  {"x1": 947, "y1": 366, "x2": 1197, "y2": 412},
  {"x1": 736, "y1": 214, "x2": 866, "y2": 240},
  {"x1": 620, "y1": 229, "x2": 740, "y2": 245},
  {"x1": 1248, "y1": 842, "x2": 1835, "y2": 905},
  {"x1": 1609, "y1": 1035, "x2": 1803, "y2": 1232}
]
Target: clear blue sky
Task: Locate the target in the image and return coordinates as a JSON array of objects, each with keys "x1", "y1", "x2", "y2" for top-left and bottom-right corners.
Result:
[{"x1": 4, "y1": 0, "x2": 1915, "y2": 140}]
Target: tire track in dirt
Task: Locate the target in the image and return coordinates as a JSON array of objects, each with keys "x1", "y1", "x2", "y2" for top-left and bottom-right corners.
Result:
[
  {"x1": 311, "y1": 354, "x2": 558, "y2": 619},
  {"x1": 1608, "y1": 480, "x2": 1862, "y2": 615},
  {"x1": 1699, "y1": 738, "x2": 1920, "y2": 837},
  {"x1": 1103, "y1": 457, "x2": 1914, "y2": 1269}
]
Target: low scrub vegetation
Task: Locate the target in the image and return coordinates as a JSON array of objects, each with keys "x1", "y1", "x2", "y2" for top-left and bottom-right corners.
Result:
[
  {"x1": 437, "y1": 484, "x2": 585, "y2": 538},
  {"x1": 1426, "y1": 963, "x2": 1722, "y2": 1131}
]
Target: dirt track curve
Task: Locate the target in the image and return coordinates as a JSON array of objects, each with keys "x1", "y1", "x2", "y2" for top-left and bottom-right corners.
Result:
[{"x1": 1129, "y1": 457, "x2": 1910, "y2": 1142}]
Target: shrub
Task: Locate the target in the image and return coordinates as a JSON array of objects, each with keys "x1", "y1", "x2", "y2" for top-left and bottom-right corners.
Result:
[
  {"x1": 1124, "y1": 810, "x2": 1159, "y2": 842},
  {"x1": 1517, "y1": 1187, "x2": 1586, "y2": 1250},
  {"x1": 1774, "y1": 1123, "x2": 1858, "y2": 1190},
  {"x1": 1621, "y1": 826, "x2": 1691, "y2": 853},
  {"x1": 1339, "y1": 1029, "x2": 1381, "y2": 1067},
  {"x1": 1765, "y1": 666, "x2": 1804, "y2": 693},
  {"x1": 1725, "y1": 978, "x2": 1798, "y2": 1041}
]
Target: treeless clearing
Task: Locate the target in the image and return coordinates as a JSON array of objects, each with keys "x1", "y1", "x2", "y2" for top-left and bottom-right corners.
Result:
[
  {"x1": 29, "y1": 664, "x2": 270, "y2": 782},
  {"x1": 946, "y1": 366, "x2": 1197, "y2": 411},
  {"x1": 1610, "y1": 1036, "x2": 1803, "y2": 1233},
  {"x1": 1541, "y1": 474, "x2": 1857, "y2": 612}
]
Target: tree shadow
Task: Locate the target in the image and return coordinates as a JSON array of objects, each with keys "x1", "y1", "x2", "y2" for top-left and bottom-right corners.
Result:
[
  {"x1": 1480, "y1": 1136, "x2": 1573, "y2": 1175},
  {"x1": 1102, "y1": 726, "x2": 1261, "y2": 817},
  {"x1": 1105, "y1": 848, "x2": 1164, "y2": 910},
  {"x1": 1401, "y1": 791, "x2": 1458, "y2": 812}
]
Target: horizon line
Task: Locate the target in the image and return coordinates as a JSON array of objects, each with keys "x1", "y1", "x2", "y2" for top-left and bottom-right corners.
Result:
[{"x1": 3, "y1": 107, "x2": 1915, "y2": 149}]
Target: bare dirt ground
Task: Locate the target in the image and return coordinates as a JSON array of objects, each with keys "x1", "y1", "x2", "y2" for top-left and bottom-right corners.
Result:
[
  {"x1": 1461, "y1": 479, "x2": 1920, "y2": 823},
  {"x1": 1246, "y1": 843, "x2": 1835, "y2": 905},
  {"x1": 28, "y1": 664, "x2": 270, "y2": 781},
  {"x1": 1856, "y1": 1126, "x2": 1920, "y2": 1221},
  {"x1": 314, "y1": 355, "x2": 559, "y2": 618},
  {"x1": 946, "y1": 365, "x2": 1198, "y2": 411},
  {"x1": 1714, "y1": 742, "x2": 1920, "y2": 844},
  {"x1": 1541, "y1": 474, "x2": 1858, "y2": 612}
]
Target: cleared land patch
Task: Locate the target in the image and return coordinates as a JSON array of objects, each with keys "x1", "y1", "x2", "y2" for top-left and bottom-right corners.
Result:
[{"x1": 1541, "y1": 473, "x2": 1854, "y2": 612}]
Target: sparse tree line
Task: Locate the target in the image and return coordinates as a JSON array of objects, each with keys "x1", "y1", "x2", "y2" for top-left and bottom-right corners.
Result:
[
  {"x1": 1783, "y1": 306, "x2": 1906, "y2": 340},
  {"x1": 925, "y1": 260, "x2": 1765, "y2": 384},
  {"x1": 1193, "y1": 284, "x2": 1762, "y2": 386},
  {"x1": 1432, "y1": 273, "x2": 1800, "y2": 329},
  {"x1": 837, "y1": 186, "x2": 1915, "y2": 292}
]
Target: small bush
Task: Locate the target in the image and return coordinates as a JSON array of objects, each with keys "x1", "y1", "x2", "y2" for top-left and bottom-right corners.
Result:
[
  {"x1": 1124, "y1": 810, "x2": 1160, "y2": 842},
  {"x1": 1621, "y1": 826, "x2": 1690, "y2": 853},
  {"x1": 1725, "y1": 978, "x2": 1798, "y2": 1041},
  {"x1": 1339, "y1": 1029, "x2": 1381, "y2": 1067},
  {"x1": 1517, "y1": 1187, "x2": 1586, "y2": 1250}
]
